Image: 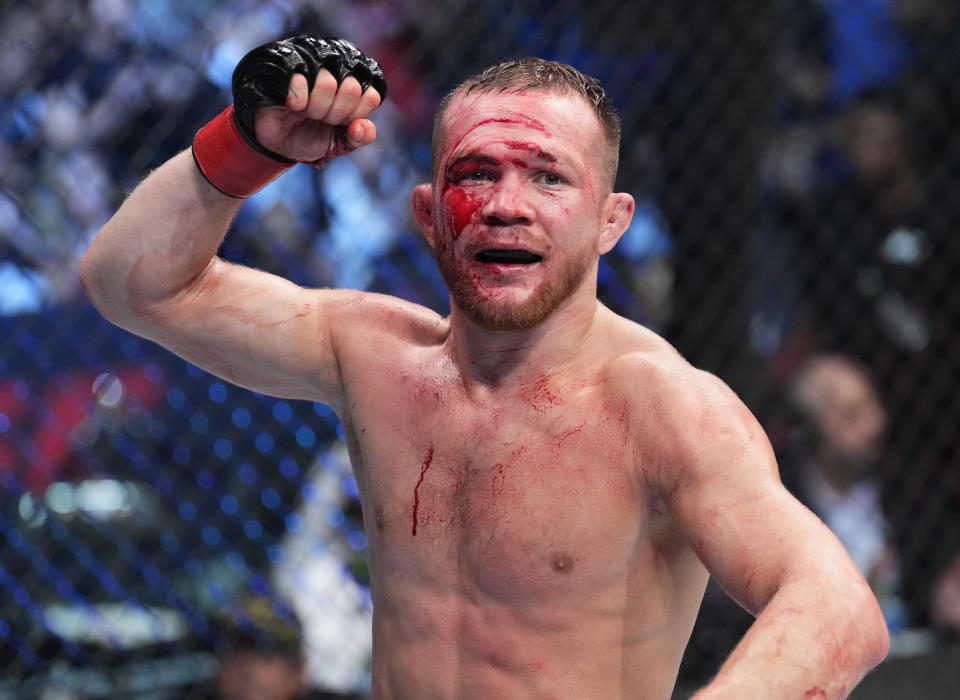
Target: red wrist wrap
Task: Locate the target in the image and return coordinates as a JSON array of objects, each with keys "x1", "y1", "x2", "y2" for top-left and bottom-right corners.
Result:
[{"x1": 191, "y1": 105, "x2": 294, "y2": 198}]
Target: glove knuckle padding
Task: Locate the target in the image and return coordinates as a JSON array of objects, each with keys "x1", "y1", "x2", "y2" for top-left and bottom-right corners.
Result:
[
  {"x1": 231, "y1": 36, "x2": 387, "y2": 155},
  {"x1": 192, "y1": 35, "x2": 385, "y2": 197}
]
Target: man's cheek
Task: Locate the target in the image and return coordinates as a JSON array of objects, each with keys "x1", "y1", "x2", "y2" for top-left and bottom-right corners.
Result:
[{"x1": 443, "y1": 186, "x2": 485, "y2": 240}]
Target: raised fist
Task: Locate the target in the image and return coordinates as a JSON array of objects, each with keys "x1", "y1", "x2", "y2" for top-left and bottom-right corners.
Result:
[
  {"x1": 192, "y1": 36, "x2": 388, "y2": 197},
  {"x1": 233, "y1": 36, "x2": 387, "y2": 165}
]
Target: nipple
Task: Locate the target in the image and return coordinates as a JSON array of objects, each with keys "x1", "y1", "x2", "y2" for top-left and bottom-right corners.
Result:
[{"x1": 551, "y1": 552, "x2": 575, "y2": 574}]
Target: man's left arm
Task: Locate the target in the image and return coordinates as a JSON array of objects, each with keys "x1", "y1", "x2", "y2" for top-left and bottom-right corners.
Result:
[{"x1": 661, "y1": 370, "x2": 889, "y2": 699}]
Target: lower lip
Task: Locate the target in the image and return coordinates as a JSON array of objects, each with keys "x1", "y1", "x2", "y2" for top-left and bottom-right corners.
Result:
[{"x1": 475, "y1": 261, "x2": 542, "y2": 273}]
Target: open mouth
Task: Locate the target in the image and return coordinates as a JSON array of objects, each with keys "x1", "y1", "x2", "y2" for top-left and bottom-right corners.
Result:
[{"x1": 475, "y1": 249, "x2": 543, "y2": 265}]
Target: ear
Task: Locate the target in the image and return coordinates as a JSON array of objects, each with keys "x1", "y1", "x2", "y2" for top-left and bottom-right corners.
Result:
[
  {"x1": 597, "y1": 192, "x2": 635, "y2": 255},
  {"x1": 411, "y1": 183, "x2": 437, "y2": 248}
]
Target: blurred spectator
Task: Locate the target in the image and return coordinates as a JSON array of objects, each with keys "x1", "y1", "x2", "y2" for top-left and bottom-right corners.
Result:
[
  {"x1": 759, "y1": 89, "x2": 937, "y2": 361},
  {"x1": 784, "y1": 354, "x2": 902, "y2": 624},
  {"x1": 194, "y1": 595, "x2": 365, "y2": 700},
  {"x1": 931, "y1": 551, "x2": 960, "y2": 636},
  {"x1": 273, "y1": 443, "x2": 373, "y2": 696},
  {"x1": 757, "y1": 87, "x2": 960, "y2": 631}
]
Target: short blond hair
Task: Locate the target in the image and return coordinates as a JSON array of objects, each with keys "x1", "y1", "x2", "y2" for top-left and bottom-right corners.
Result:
[{"x1": 431, "y1": 57, "x2": 621, "y2": 189}]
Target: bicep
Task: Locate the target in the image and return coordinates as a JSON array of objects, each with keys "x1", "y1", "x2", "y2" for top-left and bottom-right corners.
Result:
[
  {"x1": 672, "y1": 472, "x2": 839, "y2": 616},
  {"x1": 662, "y1": 379, "x2": 850, "y2": 616},
  {"x1": 138, "y1": 257, "x2": 348, "y2": 404}
]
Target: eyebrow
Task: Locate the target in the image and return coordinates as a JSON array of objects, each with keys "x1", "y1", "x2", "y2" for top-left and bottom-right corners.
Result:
[
  {"x1": 445, "y1": 145, "x2": 560, "y2": 177},
  {"x1": 446, "y1": 154, "x2": 499, "y2": 170}
]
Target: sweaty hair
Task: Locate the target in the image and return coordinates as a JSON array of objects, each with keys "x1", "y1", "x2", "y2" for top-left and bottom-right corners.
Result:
[{"x1": 431, "y1": 57, "x2": 622, "y2": 188}]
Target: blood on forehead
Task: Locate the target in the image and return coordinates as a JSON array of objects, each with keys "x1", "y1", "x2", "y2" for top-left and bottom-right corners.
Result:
[
  {"x1": 434, "y1": 87, "x2": 617, "y2": 190},
  {"x1": 463, "y1": 115, "x2": 553, "y2": 136},
  {"x1": 441, "y1": 114, "x2": 554, "y2": 171},
  {"x1": 444, "y1": 142, "x2": 558, "y2": 182}
]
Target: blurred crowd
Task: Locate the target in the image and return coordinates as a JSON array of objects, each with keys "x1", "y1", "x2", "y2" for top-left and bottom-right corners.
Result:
[
  {"x1": 1, "y1": 0, "x2": 959, "y2": 697},
  {"x1": 756, "y1": 0, "x2": 960, "y2": 643}
]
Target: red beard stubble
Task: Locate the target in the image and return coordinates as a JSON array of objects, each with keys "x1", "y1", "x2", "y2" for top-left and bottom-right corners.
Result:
[{"x1": 432, "y1": 218, "x2": 597, "y2": 331}]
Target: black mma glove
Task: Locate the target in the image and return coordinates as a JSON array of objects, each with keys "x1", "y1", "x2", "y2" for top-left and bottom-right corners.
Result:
[{"x1": 192, "y1": 36, "x2": 387, "y2": 198}]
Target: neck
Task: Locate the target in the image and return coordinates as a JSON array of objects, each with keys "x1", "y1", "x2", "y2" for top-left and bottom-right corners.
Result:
[{"x1": 446, "y1": 291, "x2": 604, "y2": 387}]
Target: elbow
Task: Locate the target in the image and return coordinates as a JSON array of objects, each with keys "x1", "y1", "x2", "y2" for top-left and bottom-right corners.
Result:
[
  {"x1": 847, "y1": 585, "x2": 890, "y2": 672},
  {"x1": 77, "y1": 244, "x2": 134, "y2": 327},
  {"x1": 864, "y1": 598, "x2": 890, "y2": 667},
  {"x1": 77, "y1": 248, "x2": 112, "y2": 317},
  {"x1": 77, "y1": 249, "x2": 101, "y2": 306}
]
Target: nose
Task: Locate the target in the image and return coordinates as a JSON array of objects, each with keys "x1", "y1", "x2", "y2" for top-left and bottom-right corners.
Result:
[{"x1": 481, "y1": 173, "x2": 533, "y2": 227}]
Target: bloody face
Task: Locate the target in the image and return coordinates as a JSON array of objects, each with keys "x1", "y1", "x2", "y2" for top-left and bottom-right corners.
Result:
[{"x1": 429, "y1": 90, "x2": 611, "y2": 331}]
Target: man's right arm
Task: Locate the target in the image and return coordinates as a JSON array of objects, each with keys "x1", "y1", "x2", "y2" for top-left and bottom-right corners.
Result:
[{"x1": 78, "y1": 37, "x2": 385, "y2": 407}]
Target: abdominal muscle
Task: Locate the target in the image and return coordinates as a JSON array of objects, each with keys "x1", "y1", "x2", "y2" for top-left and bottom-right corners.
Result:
[{"x1": 365, "y1": 564, "x2": 702, "y2": 700}]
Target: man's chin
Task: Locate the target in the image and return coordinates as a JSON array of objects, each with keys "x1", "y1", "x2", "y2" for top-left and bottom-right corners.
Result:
[
  {"x1": 457, "y1": 294, "x2": 555, "y2": 331},
  {"x1": 437, "y1": 246, "x2": 595, "y2": 331}
]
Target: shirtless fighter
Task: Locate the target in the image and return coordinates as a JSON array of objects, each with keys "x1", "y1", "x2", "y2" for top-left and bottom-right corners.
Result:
[{"x1": 78, "y1": 36, "x2": 888, "y2": 699}]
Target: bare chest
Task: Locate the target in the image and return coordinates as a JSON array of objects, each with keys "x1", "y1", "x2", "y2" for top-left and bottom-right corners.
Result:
[{"x1": 344, "y1": 369, "x2": 647, "y2": 601}]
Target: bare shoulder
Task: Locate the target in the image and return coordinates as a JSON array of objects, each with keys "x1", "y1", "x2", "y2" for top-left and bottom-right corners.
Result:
[
  {"x1": 323, "y1": 289, "x2": 448, "y2": 355},
  {"x1": 597, "y1": 310, "x2": 709, "y2": 410},
  {"x1": 597, "y1": 312, "x2": 775, "y2": 493}
]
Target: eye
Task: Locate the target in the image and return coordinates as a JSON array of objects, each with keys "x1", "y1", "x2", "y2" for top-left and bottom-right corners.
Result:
[
  {"x1": 449, "y1": 168, "x2": 494, "y2": 184},
  {"x1": 537, "y1": 172, "x2": 565, "y2": 186}
]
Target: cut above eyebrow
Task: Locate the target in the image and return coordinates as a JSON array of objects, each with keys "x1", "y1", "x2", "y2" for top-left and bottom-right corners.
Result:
[
  {"x1": 445, "y1": 147, "x2": 560, "y2": 177},
  {"x1": 447, "y1": 154, "x2": 499, "y2": 170},
  {"x1": 503, "y1": 141, "x2": 557, "y2": 163}
]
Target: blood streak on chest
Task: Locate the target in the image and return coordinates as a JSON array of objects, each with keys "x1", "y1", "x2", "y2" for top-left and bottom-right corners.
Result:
[
  {"x1": 550, "y1": 421, "x2": 586, "y2": 453},
  {"x1": 519, "y1": 375, "x2": 566, "y2": 414},
  {"x1": 411, "y1": 446, "x2": 435, "y2": 536}
]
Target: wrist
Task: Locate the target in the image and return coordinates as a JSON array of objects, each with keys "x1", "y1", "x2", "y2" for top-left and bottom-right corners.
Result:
[{"x1": 191, "y1": 105, "x2": 294, "y2": 198}]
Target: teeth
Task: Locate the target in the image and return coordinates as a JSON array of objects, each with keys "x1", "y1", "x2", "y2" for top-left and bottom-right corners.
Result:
[{"x1": 476, "y1": 249, "x2": 542, "y2": 264}]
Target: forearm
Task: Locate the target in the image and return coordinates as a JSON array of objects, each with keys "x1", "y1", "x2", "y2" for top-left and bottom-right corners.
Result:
[
  {"x1": 692, "y1": 575, "x2": 888, "y2": 700},
  {"x1": 78, "y1": 149, "x2": 242, "y2": 331}
]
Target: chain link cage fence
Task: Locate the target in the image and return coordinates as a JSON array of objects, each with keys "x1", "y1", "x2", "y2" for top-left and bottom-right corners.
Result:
[{"x1": 2, "y1": 1, "x2": 959, "y2": 698}]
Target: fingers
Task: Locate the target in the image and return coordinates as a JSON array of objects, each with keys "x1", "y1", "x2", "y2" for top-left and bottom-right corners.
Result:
[
  {"x1": 287, "y1": 70, "x2": 383, "y2": 124},
  {"x1": 285, "y1": 73, "x2": 310, "y2": 111},
  {"x1": 354, "y1": 84, "x2": 383, "y2": 121},
  {"x1": 346, "y1": 119, "x2": 377, "y2": 149},
  {"x1": 304, "y1": 69, "x2": 339, "y2": 120}
]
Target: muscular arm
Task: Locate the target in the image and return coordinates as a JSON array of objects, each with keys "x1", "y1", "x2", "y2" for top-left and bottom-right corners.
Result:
[
  {"x1": 78, "y1": 150, "x2": 345, "y2": 402},
  {"x1": 656, "y1": 370, "x2": 888, "y2": 699},
  {"x1": 78, "y1": 42, "x2": 383, "y2": 408}
]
